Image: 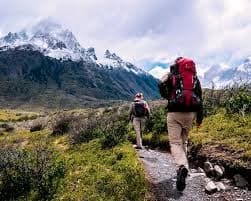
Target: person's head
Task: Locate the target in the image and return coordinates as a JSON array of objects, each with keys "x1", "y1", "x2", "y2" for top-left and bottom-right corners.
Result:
[
  {"x1": 175, "y1": 57, "x2": 183, "y2": 63},
  {"x1": 134, "y1": 92, "x2": 143, "y2": 100}
]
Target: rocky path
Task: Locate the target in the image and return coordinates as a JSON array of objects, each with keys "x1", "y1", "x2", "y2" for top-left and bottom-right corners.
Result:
[{"x1": 137, "y1": 148, "x2": 251, "y2": 201}]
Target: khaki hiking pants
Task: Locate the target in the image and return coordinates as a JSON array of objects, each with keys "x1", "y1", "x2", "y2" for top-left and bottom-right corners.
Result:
[
  {"x1": 167, "y1": 112, "x2": 195, "y2": 169},
  {"x1": 133, "y1": 117, "x2": 145, "y2": 148}
]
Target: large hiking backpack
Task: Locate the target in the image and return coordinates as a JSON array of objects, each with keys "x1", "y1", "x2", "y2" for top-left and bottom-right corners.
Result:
[
  {"x1": 167, "y1": 58, "x2": 202, "y2": 110},
  {"x1": 132, "y1": 101, "x2": 147, "y2": 117}
]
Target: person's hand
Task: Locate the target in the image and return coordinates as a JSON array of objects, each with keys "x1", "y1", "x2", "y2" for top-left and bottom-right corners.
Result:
[{"x1": 196, "y1": 122, "x2": 202, "y2": 129}]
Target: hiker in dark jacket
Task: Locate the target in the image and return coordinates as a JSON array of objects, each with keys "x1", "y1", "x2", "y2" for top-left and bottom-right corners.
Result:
[
  {"x1": 129, "y1": 93, "x2": 150, "y2": 149},
  {"x1": 159, "y1": 57, "x2": 203, "y2": 191}
]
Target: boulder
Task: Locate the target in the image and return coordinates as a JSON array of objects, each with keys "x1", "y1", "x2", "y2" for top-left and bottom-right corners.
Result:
[
  {"x1": 214, "y1": 165, "x2": 224, "y2": 177},
  {"x1": 204, "y1": 161, "x2": 214, "y2": 176}
]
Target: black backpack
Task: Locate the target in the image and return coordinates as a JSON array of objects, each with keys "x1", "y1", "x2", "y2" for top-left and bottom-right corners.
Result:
[{"x1": 132, "y1": 101, "x2": 146, "y2": 117}]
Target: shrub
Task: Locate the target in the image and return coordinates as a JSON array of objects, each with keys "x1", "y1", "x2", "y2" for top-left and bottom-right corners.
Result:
[
  {"x1": 144, "y1": 105, "x2": 167, "y2": 135},
  {"x1": 0, "y1": 123, "x2": 14, "y2": 132},
  {"x1": 224, "y1": 90, "x2": 251, "y2": 115},
  {"x1": 69, "y1": 115, "x2": 104, "y2": 144},
  {"x1": 30, "y1": 122, "x2": 44, "y2": 132},
  {"x1": 52, "y1": 114, "x2": 76, "y2": 135},
  {"x1": 68, "y1": 110, "x2": 129, "y2": 148},
  {"x1": 100, "y1": 113, "x2": 129, "y2": 149},
  {"x1": 0, "y1": 145, "x2": 66, "y2": 201}
]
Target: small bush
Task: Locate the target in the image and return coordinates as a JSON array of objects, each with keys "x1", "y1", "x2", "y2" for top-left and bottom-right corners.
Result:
[
  {"x1": 144, "y1": 105, "x2": 167, "y2": 135},
  {"x1": 30, "y1": 122, "x2": 44, "y2": 132},
  {"x1": 100, "y1": 113, "x2": 129, "y2": 149},
  {"x1": 69, "y1": 115, "x2": 104, "y2": 144},
  {"x1": 68, "y1": 110, "x2": 129, "y2": 148},
  {"x1": 0, "y1": 145, "x2": 66, "y2": 201},
  {"x1": 52, "y1": 114, "x2": 76, "y2": 135},
  {"x1": 101, "y1": 120, "x2": 128, "y2": 149},
  {"x1": 224, "y1": 90, "x2": 251, "y2": 115},
  {"x1": 0, "y1": 123, "x2": 14, "y2": 132}
]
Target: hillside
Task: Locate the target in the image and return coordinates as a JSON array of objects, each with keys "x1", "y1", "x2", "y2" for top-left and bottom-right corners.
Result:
[
  {"x1": 0, "y1": 19, "x2": 160, "y2": 108},
  {"x1": 0, "y1": 48, "x2": 159, "y2": 108}
]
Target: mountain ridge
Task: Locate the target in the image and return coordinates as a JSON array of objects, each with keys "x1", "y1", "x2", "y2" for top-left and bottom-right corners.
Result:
[
  {"x1": 148, "y1": 58, "x2": 251, "y2": 88},
  {"x1": 0, "y1": 19, "x2": 160, "y2": 108}
]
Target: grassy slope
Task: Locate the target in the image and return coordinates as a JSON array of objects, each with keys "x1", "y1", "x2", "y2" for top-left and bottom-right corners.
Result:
[
  {"x1": 0, "y1": 109, "x2": 39, "y2": 122},
  {"x1": 0, "y1": 111, "x2": 147, "y2": 201},
  {"x1": 189, "y1": 112, "x2": 251, "y2": 168}
]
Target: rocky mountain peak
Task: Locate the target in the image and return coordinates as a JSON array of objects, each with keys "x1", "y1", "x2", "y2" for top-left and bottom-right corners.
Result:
[
  {"x1": 104, "y1": 49, "x2": 122, "y2": 62},
  {"x1": 0, "y1": 19, "x2": 147, "y2": 75},
  {"x1": 86, "y1": 47, "x2": 97, "y2": 60},
  {"x1": 243, "y1": 57, "x2": 251, "y2": 64}
]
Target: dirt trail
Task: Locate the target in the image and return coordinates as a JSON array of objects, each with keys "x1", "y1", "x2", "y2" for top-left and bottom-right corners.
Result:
[{"x1": 137, "y1": 148, "x2": 251, "y2": 201}]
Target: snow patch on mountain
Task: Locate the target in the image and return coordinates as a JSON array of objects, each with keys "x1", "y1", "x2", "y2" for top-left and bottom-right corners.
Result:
[
  {"x1": 147, "y1": 58, "x2": 251, "y2": 89},
  {"x1": 202, "y1": 58, "x2": 251, "y2": 88},
  {"x1": 0, "y1": 18, "x2": 145, "y2": 75},
  {"x1": 96, "y1": 49, "x2": 145, "y2": 74},
  {"x1": 148, "y1": 66, "x2": 168, "y2": 79}
]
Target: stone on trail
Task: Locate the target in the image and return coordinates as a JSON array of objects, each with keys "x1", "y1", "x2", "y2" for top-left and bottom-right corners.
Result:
[
  {"x1": 215, "y1": 181, "x2": 226, "y2": 191},
  {"x1": 205, "y1": 178, "x2": 217, "y2": 194},
  {"x1": 191, "y1": 168, "x2": 198, "y2": 173},
  {"x1": 234, "y1": 174, "x2": 248, "y2": 187},
  {"x1": 204, "y1": 161, "x2": 214, "y2": 175},
  {"x1": 197, "y1": 167, "x2": 205, "y2": 173},
  {"x1": 214, "y1": 165, "x2": 224, "y2": 177}
]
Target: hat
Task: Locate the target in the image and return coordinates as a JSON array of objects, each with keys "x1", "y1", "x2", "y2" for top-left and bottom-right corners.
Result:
[
  {"x1": 135, "y1": 93, "x2": 143, "y2": 98},
  {"x1": 175, "y1": 57, "x2": 183, "y2": 63}
]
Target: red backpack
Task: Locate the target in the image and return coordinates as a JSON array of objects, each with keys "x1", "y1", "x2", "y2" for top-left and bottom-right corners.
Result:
[{"x1": 168, "y1": 58, "x2": 202, "y2": 110}]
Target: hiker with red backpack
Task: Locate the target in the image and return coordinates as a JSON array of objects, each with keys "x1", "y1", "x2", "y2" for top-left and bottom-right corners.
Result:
[
  {"x1": 129, "y1": 93, "x2": 150, "y2": 149},
  {"x1": 159, "y1": 57, "x2": 203, "y2": 191}
]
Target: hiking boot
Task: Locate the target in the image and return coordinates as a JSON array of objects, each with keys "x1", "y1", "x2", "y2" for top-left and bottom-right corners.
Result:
[{"x1": 176, "y1": 165, "x2": 188, "y2": 191}]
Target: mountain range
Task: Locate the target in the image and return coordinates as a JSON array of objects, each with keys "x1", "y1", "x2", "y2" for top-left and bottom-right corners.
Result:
[
  {"x1": 148, "y1": 58, "x2": 251, "y2": 88},
  {"x1": 0, "y1": 19, "x2": 159, "y2": 108}
]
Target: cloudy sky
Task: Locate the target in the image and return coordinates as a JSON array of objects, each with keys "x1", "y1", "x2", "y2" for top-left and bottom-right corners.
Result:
[{"x1": 0, "y1": 0, "x2": 250, "y2": 74}]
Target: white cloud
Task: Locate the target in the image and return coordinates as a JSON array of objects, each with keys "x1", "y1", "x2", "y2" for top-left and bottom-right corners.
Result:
[{"x1": 0, "y1": 0, "x2": 250, "y2": 74}]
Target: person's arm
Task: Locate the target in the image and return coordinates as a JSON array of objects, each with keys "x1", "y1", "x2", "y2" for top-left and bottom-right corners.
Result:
[
  {"x1": 144, "y1": 101, "x2": 150, "y2": 118},
  {"x1": 129, "y1": 103, "x2": 133, "y2": 122},
  {"x1": 196, "y1": 79, "x2": 203, "y2": 127},
  {"x1": 159, "y1": 72, "x2": 171, "y2": 99}
]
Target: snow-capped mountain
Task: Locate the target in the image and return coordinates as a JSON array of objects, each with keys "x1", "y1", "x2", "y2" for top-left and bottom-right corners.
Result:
[
  {"x1": 147, "y1": 58, "x2": 251, "y2": 88},
  {"x1": 0, "y1": 19, "x2": 159, "y2": 107},
  {"x1": 98, "y1": 50, "x2": 145, "y2": 74},
  {"x1": 148, "y1": 66, "x2": 168, "y2": 79},
  {"x1": 202, "y1": 58, "x2": 251, "y2": 88},
  {"x1": 0, "y1": 19, "x2": 90, "y2": 61},
  {"x1": 0, "y1": 18, "x2": 144, "y2": 75}
]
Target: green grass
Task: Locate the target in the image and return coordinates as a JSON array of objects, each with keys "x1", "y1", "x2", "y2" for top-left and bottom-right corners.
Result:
[
  {"x1": 0, "y1": 117, "x2": 147, "y2": 201},
  {"x1": 56, "y1": 140, "x2": 146, "y2": 201},
  {"x1": 190, "y1": 111, "x2": 251, "y2": 167},
  {"x1": 0, "y1": 109, "x2": 39, "y2": 122},
  {"x1": 128, "y1": 129, "x2": 169, "y2": 150}
]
